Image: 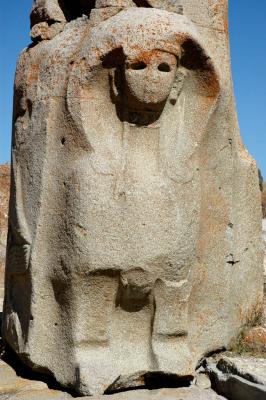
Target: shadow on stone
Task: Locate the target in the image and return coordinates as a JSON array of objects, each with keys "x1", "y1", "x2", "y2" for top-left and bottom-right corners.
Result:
[
  {"x1": 144, "y1": 372, "x2": 193, "y2": 389},
  {"x1": 105, "y1": 371, "x2": 194, "y2": 394},
  {"x1": 0, "y1": 329, "x2": 80, "y2": 398}
]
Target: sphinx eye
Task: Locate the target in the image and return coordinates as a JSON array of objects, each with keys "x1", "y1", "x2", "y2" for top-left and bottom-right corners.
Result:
[
  {"x1": 158, "y1": 62, "x2": 171, "y2": 72},
  {"x1": 129, "y1": 61, "x2": 147, "y2": 70}
]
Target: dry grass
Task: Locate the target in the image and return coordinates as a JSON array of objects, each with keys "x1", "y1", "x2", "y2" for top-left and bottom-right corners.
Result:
[{"x1": 230, "y1": 301, "x2": 265, "y2": 355}]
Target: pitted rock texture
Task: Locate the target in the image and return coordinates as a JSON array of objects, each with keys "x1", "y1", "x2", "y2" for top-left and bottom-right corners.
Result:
[
  {"x1": 0, "y1": 164, "x2": 10, "y2": 307},
  {"x1": 207, "y1": 355, "x2": 266, "y2": 400},
  {"x1": 262, "y1": 218, "x2": 266, "y2": 292},
  {"x1": 262, "y1": 183, "x2": 266, "y2": 218},
  {"x1": 217, "y1": 355, "x2": 266, "y2": 386},
  {"x1": 2, "y1": 0, "x2": 264, "y2": 396}
]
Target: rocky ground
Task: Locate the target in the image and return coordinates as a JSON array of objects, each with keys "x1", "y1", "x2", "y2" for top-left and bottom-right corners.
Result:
[
  {"x1": 0, "y1": 363, "x2": 226, "y2": 400},
  {"x1": 0, "y1": 164, "x2": 265, "y2": 399},
  {"x1": 0, "y1": 381, "x2": 227, "y2": 400},
  {"x1": 0, "y1": 351, "x2": 265, "y2": 399}
]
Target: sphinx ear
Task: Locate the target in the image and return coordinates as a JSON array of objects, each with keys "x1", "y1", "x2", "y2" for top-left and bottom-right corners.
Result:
[{"x1": 180, "y1": 38, "x2": 220, "y2": 98}]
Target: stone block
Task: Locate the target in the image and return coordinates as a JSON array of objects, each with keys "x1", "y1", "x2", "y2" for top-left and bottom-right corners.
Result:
[{"x1": 2, "y1": 0, "x2": 264, "y2": 396}]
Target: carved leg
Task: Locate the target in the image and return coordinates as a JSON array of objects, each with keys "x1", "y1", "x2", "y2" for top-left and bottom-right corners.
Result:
[
  {"x1": 72, "y1": 273, "x2": 119, "y2": 395},
  {"x1": 152, "y1": 278, "x2": 191, "y2": 372}
]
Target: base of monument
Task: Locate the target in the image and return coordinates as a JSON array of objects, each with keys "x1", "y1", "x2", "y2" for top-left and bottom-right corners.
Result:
[
  {"x1": 105, "y1": 371, "x2": 193, "y2": 394},
  {"x1": 2, "y1": 342, "x2": 266, "y2": 400}
]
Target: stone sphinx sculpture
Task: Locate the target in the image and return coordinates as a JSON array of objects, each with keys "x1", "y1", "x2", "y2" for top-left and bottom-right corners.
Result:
[{"x1": 3, "y1": 0, "x2": 264, "y2": 396}]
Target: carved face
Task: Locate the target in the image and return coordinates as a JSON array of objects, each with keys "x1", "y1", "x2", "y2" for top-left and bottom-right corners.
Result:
[{"x1": 124, "y1": 50, "x2": 178, "y2": 105}]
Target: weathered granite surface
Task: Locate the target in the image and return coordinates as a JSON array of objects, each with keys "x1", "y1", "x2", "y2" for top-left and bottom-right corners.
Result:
[
  {"x1": 207, "y1": 354, "x2": 266, "y2": 400},
  {"x1": 262, "y1": 219, "x2": 266, "y2": 291},
  {"x1": 2, "y1": 0, "x2": 264, "y2": 396},
  {"x1": 0, "y1": 164, "x2": 10, "y2": 306},
  {"x1": 217, "y1": 355, "x2": 266, "y2": 386},
  {"x1": 262, "y1": 183, "x2": 266, "y2": 218}
]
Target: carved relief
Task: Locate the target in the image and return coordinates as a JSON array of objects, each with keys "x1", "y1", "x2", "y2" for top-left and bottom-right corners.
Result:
[
  {"x1": 3, "y1": 1, "x2": 262, "y2": 397},
  {"x1": 63, "y1": 8, "x2": 220, "y2": 393}
]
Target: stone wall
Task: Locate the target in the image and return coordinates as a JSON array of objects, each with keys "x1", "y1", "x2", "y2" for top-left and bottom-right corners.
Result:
[
  {"x1": 262, "y1": 183, "x2": 266, "y2": 218},
  {"x1": 0, "y1": 164, "x2": 10, "y2": 304}
]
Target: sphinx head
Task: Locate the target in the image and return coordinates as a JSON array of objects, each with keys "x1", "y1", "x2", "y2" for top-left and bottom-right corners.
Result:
[{"x1": 123, "y1": 49, "x2": 179, "y2": 109}]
